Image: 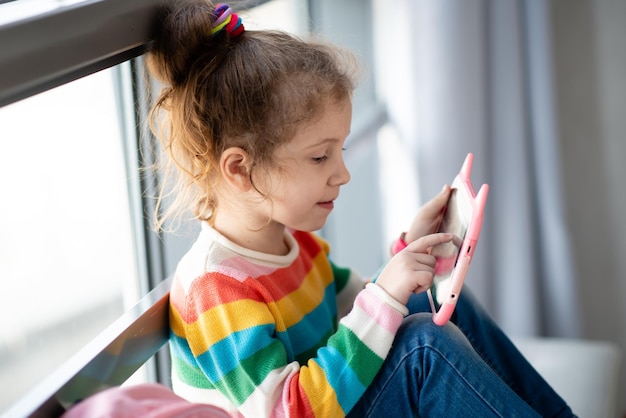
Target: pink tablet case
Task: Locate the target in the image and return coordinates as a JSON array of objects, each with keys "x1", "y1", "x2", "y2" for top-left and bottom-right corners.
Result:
[{"x1": 430, "y1": 153, "x2": 489, "y2": 326}]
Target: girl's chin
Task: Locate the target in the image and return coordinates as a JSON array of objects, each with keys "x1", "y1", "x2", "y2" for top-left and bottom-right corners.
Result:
[{"x1": 287, "y1": 215, "x2": 330, "y2": 232}]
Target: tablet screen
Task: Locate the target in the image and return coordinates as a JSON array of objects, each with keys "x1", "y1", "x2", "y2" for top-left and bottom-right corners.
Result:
[{"x1": 430, "y1": 186, "x2": 472, "y2": 305}]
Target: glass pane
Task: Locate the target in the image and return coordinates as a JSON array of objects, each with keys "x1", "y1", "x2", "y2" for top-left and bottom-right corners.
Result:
[
  {"x1": 0, "y1": 67, "x2": 138, "y2": 412},
  {"x1": 0, "y1": 0, "x2": 89, "y2": 25},
  {"x1": 243, "y1": 0, "x2": 306, "y2": 35}
]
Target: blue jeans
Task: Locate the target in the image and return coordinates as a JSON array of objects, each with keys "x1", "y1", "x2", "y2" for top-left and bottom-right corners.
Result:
[{"x1": 347, "y1": 289, "x2": 575, "y2": 417}]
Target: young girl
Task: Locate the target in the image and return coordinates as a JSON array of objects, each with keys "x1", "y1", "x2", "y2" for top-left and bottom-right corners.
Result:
[{"x1": 147, "y1": 1, "x2": 575, "y2": 416}]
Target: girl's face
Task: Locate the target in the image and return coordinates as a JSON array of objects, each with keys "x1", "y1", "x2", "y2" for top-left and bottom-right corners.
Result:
[{"x1": 256, "y1": 98, "x2": 352, "y2": 232}]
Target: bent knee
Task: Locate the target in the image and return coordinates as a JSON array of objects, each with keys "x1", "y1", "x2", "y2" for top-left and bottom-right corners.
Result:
[{"x1": 395, "y1": 312, "x2": 466, "y2": 350}]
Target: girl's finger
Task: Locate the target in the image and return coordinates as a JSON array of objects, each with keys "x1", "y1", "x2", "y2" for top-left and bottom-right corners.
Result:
[
  {"x1": 404, "y1": 232, "x2": 454, "y2": 254},
  {"x1": 411, "y1": 252, "x2": 438, "y2": 269},
  {"x1": 421, "y1": 185, "x2": 451, "y2": 216}
]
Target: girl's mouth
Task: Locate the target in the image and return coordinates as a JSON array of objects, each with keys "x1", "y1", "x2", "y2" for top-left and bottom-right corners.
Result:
[{"x1": 317, "y1": 200, "x2": 334, "y2": 210}]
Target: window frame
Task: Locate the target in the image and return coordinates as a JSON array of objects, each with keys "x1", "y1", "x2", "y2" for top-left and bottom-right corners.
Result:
[
  {"x1": 0, "y1": 0, "x2": 174, "y2": 401},
  {"x1": 0, "y1": 0, "x2": 165, "y2": 108}
]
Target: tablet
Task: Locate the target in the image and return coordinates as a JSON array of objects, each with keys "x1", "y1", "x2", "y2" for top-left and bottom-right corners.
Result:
[{"x1": 428, "y1": 153, "x2": 489, "y2": 326}]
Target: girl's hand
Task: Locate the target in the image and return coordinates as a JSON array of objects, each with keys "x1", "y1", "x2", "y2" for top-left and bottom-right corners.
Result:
[
  {"x1": 404, "y1": 185, "x2": 451, "y2": 243},
  {"x1": 376, "y1": 233, "x2": 454, "y2": 305}
]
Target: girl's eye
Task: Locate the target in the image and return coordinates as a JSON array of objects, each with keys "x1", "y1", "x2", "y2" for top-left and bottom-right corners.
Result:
[{"x1": 312, "y1": 155, "x2": 328, "y2": 164}]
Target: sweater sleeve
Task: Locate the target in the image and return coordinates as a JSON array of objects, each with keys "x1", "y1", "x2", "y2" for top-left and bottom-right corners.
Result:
[{"x1": 170, "y1": 274, "x2": 405, "y2": 418}]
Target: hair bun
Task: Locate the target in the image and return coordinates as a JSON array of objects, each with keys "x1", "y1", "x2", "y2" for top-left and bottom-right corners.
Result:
[{"x1": 148, "y1": 0, "x2": 218, "y2": 86}]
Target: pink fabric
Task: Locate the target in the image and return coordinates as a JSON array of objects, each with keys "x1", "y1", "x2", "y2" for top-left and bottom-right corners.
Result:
[
  {"x1": 62, "y1": 383, "x2": 231, "y2": 418},
  {"x1": 355, "y1": 288, "x2": 404, "y2": 333},
  {"x1": 391, "y1": 233, "x2": 408, "y2": 255}
]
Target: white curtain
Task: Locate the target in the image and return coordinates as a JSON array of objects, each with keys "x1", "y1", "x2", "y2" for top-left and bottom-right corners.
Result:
[{"x1": 375, "y1": 0, "x2": 581, "y2": 337}]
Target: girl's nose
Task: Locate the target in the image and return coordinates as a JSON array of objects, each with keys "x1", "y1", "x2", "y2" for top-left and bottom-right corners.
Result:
[{"x1": 331, "y1": 159, "x2": 351, "y2": 186}]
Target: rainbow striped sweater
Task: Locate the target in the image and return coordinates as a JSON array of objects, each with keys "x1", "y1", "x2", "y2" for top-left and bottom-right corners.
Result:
[{"x1": 169, "y1": 223, "x2": 408, "y2": 417}]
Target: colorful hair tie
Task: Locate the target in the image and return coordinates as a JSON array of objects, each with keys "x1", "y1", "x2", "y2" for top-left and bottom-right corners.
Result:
[{"x1": 211, "y1": 3, "x2": 244, "y2": 37}]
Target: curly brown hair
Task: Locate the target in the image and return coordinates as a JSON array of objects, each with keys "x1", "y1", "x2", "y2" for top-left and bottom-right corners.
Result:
[{"x1": 146, "y1": 0, "x2": 359, "y2": 230}]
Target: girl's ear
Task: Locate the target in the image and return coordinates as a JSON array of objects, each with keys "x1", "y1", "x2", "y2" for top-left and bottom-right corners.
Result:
[{"x1": 220, "y1": 147, "x2": 253, "y2": 191}]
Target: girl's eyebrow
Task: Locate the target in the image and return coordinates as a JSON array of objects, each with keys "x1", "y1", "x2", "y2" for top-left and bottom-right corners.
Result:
[
  {"x1": 305, "y1": 138, "x2": 338, "y2": 149},
  {"x1": 305, "y1": 133, "x2": 350, "y2": 149}
]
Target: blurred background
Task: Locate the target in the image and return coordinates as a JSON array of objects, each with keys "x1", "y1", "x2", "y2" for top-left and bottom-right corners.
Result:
[{"x1": 1, "y1": 0, "x2": 624, "y2": 414}]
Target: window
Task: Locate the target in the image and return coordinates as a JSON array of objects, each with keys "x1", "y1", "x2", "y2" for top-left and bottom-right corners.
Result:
[
  {"x1": 0, "y1": 65, "x2": 138, "y2": 411},
  {"x1": 0, "y1": 0, "x2": 89, "y2": 25}
]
